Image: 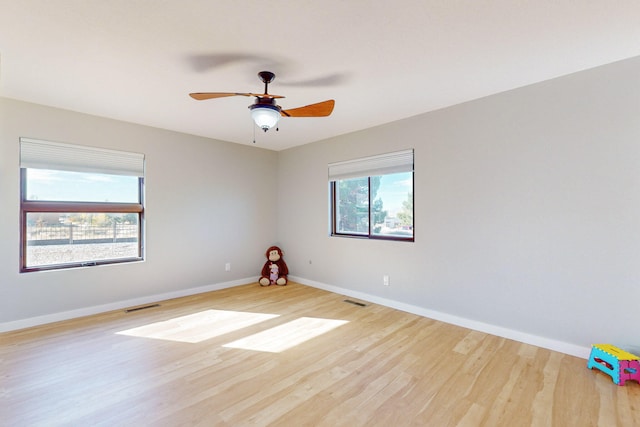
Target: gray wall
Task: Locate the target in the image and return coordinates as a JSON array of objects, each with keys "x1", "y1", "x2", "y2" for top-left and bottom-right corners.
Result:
[
  {"x1": 0, "y1": 98, "x2": 278, "y2": 328},
  {"x1": 277, "y1": 56, "x2": 640, "y2": 356}
]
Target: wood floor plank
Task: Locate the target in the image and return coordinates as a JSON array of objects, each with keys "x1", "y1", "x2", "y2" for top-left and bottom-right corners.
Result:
[{"x1": 1, "y1": 282, "x2": 638, "y2": 426}]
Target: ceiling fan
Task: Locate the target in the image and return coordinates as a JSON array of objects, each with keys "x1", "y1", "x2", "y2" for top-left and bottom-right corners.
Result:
[{"x1": 189, "y1": 71, "x2": 335, "y2": 132}]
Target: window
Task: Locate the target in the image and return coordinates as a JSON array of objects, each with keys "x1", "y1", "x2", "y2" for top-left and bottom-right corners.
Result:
[
  {"x1": 329, "y1": 149, "x2": 414, "y2": 241},
  {"x1": 19, "y1": 138, "x2": 145, "y2": 272}
]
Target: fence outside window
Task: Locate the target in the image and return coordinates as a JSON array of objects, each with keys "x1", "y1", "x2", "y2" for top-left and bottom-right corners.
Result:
[{"x1": 27, "y1": 223, "x2": 139, "y2": 246}]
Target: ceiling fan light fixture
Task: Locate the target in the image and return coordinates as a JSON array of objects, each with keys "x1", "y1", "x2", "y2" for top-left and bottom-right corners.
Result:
[{"x1": 250, "y1": 104, "x2": 281, "y2": 132}]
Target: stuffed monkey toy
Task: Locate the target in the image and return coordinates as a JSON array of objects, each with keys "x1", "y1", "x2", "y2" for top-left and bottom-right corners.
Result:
[{"x1": 259, "y1": 246, "x2": 289, "y2": 286}]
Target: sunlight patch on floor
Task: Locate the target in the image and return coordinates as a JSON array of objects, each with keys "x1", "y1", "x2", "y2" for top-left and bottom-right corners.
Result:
[
  {"x1": 116, "y1": 309, "x2": 280, "y2": 343},
  {"x1": 223, "y1": 317, "x2": 349, "y2": 353}
]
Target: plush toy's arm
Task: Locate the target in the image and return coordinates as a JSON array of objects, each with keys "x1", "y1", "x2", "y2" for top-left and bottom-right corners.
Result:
[{"x1": 261, "y1": 262, "x2": 271, "y2": 277}]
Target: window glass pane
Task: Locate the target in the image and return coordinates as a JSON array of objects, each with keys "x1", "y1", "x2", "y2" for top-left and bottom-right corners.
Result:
[
  {"x1": 335, "y1": 177, "x2": 369, "y2": 235},
  {"x1": 25, "y1": 169, "x2": 139, "y2": 203},
  {"x1": 25, "y1": 212, "x2": 140, "y2": 268},
  {"x1": 372, "y1": 172, "x2": 413, "y2": 237}
]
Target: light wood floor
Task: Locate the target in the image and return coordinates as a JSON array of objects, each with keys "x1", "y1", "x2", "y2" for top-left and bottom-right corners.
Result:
[{"x1": 1, "y1": 282, "x2": 638, "y2": 426}]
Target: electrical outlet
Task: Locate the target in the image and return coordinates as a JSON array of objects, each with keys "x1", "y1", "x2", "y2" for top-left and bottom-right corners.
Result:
[
  {"x1": 383, "y1": 275, "x2": 390, "y2": 286},
  {"x1": 225, "y1": 262, "x2": 231, "y2": 271}
]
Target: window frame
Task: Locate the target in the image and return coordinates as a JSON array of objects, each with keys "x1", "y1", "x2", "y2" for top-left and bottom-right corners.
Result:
[
  {"x1": 19, "y1": 139, "x2": 145, "y2": 272},
  {"x1": 329, "y1": 150, "x2": 414, "y2": 242}
]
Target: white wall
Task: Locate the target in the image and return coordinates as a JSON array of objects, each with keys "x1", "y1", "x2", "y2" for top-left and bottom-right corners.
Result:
[
  {"x1": 277, "y1": 56, "x2": 640, "y2": 357},
  {"x1": 0, "y1": 98, "x2": 278, "y2": 329}
]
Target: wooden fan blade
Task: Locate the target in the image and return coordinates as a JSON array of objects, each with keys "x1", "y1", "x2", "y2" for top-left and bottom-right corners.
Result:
[
  {"x1": 189, "y1": 92, "x2": 285, "y2": 100},
  {"x1": 281, "y1": 99, "x2": 335, "y2": 117}
]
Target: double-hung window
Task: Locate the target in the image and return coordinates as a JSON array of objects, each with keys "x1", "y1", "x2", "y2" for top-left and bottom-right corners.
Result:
[
  {"x1": 19, "y1": 138, "x2": 145, "y2": 272},
  {"x1": 329, "y1": 149, "x2": 414, "y2": 241}
]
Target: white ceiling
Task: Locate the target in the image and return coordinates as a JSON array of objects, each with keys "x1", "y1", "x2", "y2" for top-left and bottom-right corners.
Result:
[{"x1": 1, "y1": 1, "x2": 640, "y2": 151}]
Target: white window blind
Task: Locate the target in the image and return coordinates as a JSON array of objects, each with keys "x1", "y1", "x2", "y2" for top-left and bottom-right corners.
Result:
[
  {"x1": 328, "y1": 149, "x2": 413, "y2": 181},
  {"x1": 20, "y1": 138, "x2": 145, "y2": 177}
]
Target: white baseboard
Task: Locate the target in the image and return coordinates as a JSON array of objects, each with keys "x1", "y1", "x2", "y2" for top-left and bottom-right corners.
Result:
[
  {"x1": 0, "y1": 277, "x2": 255, "y2": 333},
  {"x1": 291, "y1": 275, "x2": 591, "y2": 360}
]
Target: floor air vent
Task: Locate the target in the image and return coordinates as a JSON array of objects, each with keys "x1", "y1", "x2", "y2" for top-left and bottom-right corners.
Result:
[
  {"x1": 125, "y1": 304, "x2": 160, "y2": 313},
  {"x1": 344, "y1": 299, "x2": 366, "y2": 307}
]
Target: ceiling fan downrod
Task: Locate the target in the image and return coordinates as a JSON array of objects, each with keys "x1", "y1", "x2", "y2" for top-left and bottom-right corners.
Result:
[{"x1": 258, "y1": 71, "x2": 275, "y2": 95}]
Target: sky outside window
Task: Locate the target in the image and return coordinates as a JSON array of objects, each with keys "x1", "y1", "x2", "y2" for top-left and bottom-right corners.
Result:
[
  {"x1": 376, "y1": 172, "x2": 412, "y2": 215},
  {"x1": 26, "y1": 169, "x2": 139, "y2": 203}
]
